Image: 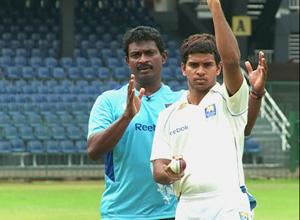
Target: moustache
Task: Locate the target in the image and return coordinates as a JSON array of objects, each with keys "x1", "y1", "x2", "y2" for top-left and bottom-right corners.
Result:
[{"x1": 137, "y1": 64, "x2": 153, "y2": 71}]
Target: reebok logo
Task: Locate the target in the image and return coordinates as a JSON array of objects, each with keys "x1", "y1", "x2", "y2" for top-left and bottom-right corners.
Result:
[
  {"x1": 135, "y1": 123, "x2": 156, "y2": 132},
  {"x1": 170, "y1": 125, "x2": 189, "y2": 136}
]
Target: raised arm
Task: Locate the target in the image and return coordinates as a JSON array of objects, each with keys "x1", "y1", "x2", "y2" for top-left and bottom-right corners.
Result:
[
  {"x1": 245, "y1": 51, "x2": 268, "y2": 136},
  {"x1": 207, "y1": 0, "x2": 243, "y2": 95},
  {"x1": 87, "y1": 75, "x2": 145, "y2": 161}
]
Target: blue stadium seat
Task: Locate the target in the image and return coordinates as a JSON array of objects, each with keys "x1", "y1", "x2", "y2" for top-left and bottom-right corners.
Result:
[
  {"x1": 75, "y1": 79, "x2": 89, "y2": 87},
  {"x1": 14, "y1": 79, "x2": 27, "y2": 88},
  {"x1": 0, "y1": 112, "x2": 10, "y2": 126},
  {"x1": 37, "y1": 85, "x2": 51, "y2": 94},
  {"x1": 44, "y1": 57, "x2": 58, "y2": 68},
  {"x1": 5, "y1": 66, "x2": 20, "y2": 79},
  {"x1": 31, "y1": 48, "x2": 42, "y2": 57},
  {"x1": 21, "y1": 66, "x2": 35, "y2": 80},
  {"x1": 36, "y1": 67, "x2": 51, "y2": 79},
  {"x1": 27, "y1": 140, "x2": 45, "y2": 154},
  {"x1": 10, "y1": 138, "x2": 28, "y2": 167},
  {"x1": 18, "y1": 125, "x2": 35, "y2": 140},
  {"x1": 11, "y1": 40, "x2": 21, "y2": 49},
  {"x1": 74, "y1": 57, "x2": 88, "y2": 68},
  {"x1": 112, "y1": 67, "x2": 130, "y2": 80},
  {"x1": 17, "y1": 32, "x2": 27, "y2": 41},
  {"x1": 43, "y1": 113, "x2": 59, "y2": 125},
  {"x1": 86, "y1": 48, "x2": 98, "y2": 59},
  {"x1": 27, "y1": 140, "x2": 45, "y2": 166},
  {"x1": 60, "y1": 140, "x2": 76, "y2": 166},
  {"x1": 45, "y1": 94, "x2": 60, "y2": 103},
  {"x1": 21, "y1": 84, "x2": 36, "y2": 94},
  {"x1": 29, "y1": 56, "x2": 43, "y2": 67},
  {"x1": 0, "y1": 56, "x2": 12, "y2": 67},
  {"x1": 27, "y1": 112, "x2": 43, "y2": 127},
  {"x1": 59, "y1": 80, "x2": 72, "y2": 87},
  {"x1": 44, "y1": 79, "x2": 58, "y2": 87},
  {"x1": 49, "y1": 125, "x2": 67, "y2": 140},
  {"x1": 33, "y1": 125, "x2": 49, "y2": 140},
  {"x1": 3, "y1": 126, "x2": 19, "y2": 140},
  {"x1": 65, "y1": 125, "x2": 83, "y2": 140},
  {"x1": 29, "y1": 94, "x2": 44, "y2": 103},
  {"x1": 66, "y1": 67, "x2": 82, "y2": 79},
  {"x1": 167, "y1": 80, "x2": 181, "y2": 91},
  {"x1": 23, "y1": 39, "x2": 35, "y2": 49},
  {"x1": 96, "y1": 67, "x2": 110, "y2": 80},
  {"x1": 75, "y1": 140, "x2": 87, "y2": 165},
  {"x1": 95, "y1": 40, "x2": 105, "y2": 51},
  {"x1": 45, "y1": 140, "x2": 61, "y2": 153},
  {"x1": 1, "y1": 48, "x2": 15, "y2": 57},
  {"x1": 13, "y1": 56, "x2": 27, "y2": 67},
  {"x1": 0, "y1": 141, "x2": 12, "y2": 154},
  {"x1": 5, "y1": 85, "x2": 19, "y2": 94},
  {"x1": 10, "y1": 113, "x2": 27, "y2": 125},
  {"x1": 82, "y1": 67, "x2": 96, "y2": 79},
  {"x1": 60, "y1": 57, "x2": 73, "y2": 68},
  {"x1": 52, "y1": 67, "x2": 65, "y2": 79},
  {"x1": 161, "y1": 67, "x2": 175, "y2": 80},
  {"x1": 60, "y1": 94, "x2": 76, "y2": 103},
  {"x1": 89, "y1": 57, "x2": 103, "y2": 67},
  {"x1": 15, "y1": 48, "x2": 28, "y2": 57},
  {"x1": 52, "y1": 103, "x2": 69, "y2": 115},
  {"x1": 68, "y1": 85, "x2": 81, "y2": 94},
  {"x1": 53, "y1": 85, "x2": 67, "y2": 94}
]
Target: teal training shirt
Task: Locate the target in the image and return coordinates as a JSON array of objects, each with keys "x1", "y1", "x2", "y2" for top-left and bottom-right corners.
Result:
[{"x1": 88, "y1": 84, "x2": 184, "y2": 220}]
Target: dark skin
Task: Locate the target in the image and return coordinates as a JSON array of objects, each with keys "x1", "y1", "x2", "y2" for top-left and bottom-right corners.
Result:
[
  {"x1": 87, "y1": 40, "x2": 166, "y2": 161},
  {"x1": 153, "y1": 0, "x2": 268, "y2": 185}
]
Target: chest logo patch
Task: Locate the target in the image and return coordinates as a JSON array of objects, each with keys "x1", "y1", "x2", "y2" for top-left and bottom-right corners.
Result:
[{"x1": 205, "y1": 104, "x2": 216, "y2": 118}]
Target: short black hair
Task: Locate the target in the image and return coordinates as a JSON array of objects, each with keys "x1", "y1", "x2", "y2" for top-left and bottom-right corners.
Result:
[
  {"x1": 180, "y1": 33, "x2": 221, "y2": 66},
  {"x1": 122, "y1": 26, "x2": 165, "y2": 57}
]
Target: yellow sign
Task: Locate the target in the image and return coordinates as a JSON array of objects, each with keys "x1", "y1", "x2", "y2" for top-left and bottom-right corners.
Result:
[{"x1": 232, "y1": 16, "x2": 252, "y2": 36}]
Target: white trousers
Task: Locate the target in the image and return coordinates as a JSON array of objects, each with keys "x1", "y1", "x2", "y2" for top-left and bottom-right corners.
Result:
[{"x1": 176, "y1": 190, "x2": 252, "y2": 220}]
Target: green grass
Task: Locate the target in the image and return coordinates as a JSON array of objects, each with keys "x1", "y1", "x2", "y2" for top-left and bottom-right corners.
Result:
[
  {"x1": 0, "y1": 179, "x2": 298, "y2": 220},
  {"x1": 246, "y1": 179, "x2": 299, "y2": 220}
]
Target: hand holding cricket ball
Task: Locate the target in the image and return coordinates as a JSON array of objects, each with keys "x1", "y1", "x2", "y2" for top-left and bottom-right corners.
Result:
[{"x1": 164, "y1": 155, "x2": 186, "y2": 184}]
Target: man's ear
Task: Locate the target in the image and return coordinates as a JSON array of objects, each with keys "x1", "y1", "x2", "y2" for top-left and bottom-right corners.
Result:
[
  {"x1": 181, "y1": 62, "x2": 186, "y2": 76},
  {"x1": 161, "y1": 51, "x2": 168, "y2": 64},
  {"x1": 216, "y1": 61, "x2": 222, "y2": 76}
]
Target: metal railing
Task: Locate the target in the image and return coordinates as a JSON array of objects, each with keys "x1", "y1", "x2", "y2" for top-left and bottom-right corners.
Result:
[
  {"x1": 289, "y1": 0, "x2": 300, "y2": 11},
  {"x1": 241, "y1": 68, "x2": 291, "y2": 151}
]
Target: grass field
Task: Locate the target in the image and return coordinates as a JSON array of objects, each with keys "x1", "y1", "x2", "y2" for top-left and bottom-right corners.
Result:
[{"x1": 0, "y1": 179, "x2": 298, "y2": 220}]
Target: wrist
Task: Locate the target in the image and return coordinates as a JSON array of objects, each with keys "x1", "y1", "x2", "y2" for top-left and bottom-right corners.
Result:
[{"x1": 250, "y1": 88, "x2": 266, "y2": 99}]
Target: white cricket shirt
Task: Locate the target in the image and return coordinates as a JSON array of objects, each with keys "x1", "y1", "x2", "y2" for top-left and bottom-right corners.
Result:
[{"x1": 151, "y1": 79, "x2": 249, "y2": 197}]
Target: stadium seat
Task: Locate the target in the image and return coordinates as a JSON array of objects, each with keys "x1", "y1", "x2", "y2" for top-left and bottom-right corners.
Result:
[
  {"x1": 66, "y1": 67, "x2": 82, "y2": 79},
  {"x1": 0, "y1": 141, "x2": 12, "y2": 154},
  {"x1": 21, "y1": 66, "x2": 35, "y2": 80},
  {"x1": 74, "y1": 57, "x2": 88, "y2": 68},
  {"x1": 82, "y1": 67, "x2": 96, "y2": 79},
  {"x1": 89, "y1": 57, "x2": 103, "y2": 67},
  {"x1": 75, "y1": 79, "x2": 89, "y2": 87},
  {"x1": 112, "y1": 67, "x2": 130, "y2": 80},
  {"x1": 0, "y1": 56, "x2": 12, "y2": 67},
  {"x1": 43, "y1": 113, "x2": 59, "y2": 125},
  {"x1": 37, "y1": 85, "x2": 51, "y2": 94},
  {"x1": 57, "y1": 114, "x2": 73, "y2": 125},
  {"x1": 65, "y1": 125, "x2": 83, "y2": 140},
  {"x1": 13, "y1": 56, "x2": 27, "y2": 67},
  {"x1": 10, "y1": 138, "x2": 28, "y2": 167},
  {"x1": 167, "y1": 80, "x2": 180, "y2": 91},
  {"x1": 244, "y1": 136, "x2": 262, "y2": 165},
  {"x1": 59, "y1": 80, "x2": 72, "y2": 87},
  {"x1": 1, "y1": 48, "x2": 15, "y2": 57},
  {"x1": 5, "y1": 85, "x2": 19, "y2": 94},
  {"x1": 0, "y1": 113, "x2": 11, "y2": 126},
  {"x1": 44, "y1": 57, "x2": 58, "y2": 68},
  {"x1": 18, "y1": 124, "x2": 35, "y2": 140},
  {"x1": 5, "y1": 66, "x2": 20, "y2": 79},
  {"x1": 53, "y1": 85, "x2": 67, "y2": 94},
  {"x1": 75, "y1": 140, "x2": 87, "y2": 165},
  {"x1": 86, "y1": 48, "x2": 98, "y2": 59},
  {"x1": 45, "y1": 140, "x2": 61, "y2": 154},
  {"x1": 52, "y1": 103, "x2": 69, "y2": 115},
  {"x1": 29, "y1": 57, "x2": 43, "y2": 67},
  {"x1": 14, "y1": 79, "x2": 27, "y2": 88},
  {"x1": 45, "y1": 94, "x2": 60, "y2": 103},
  {"x1": 60, "y1": 140, "x2": 76, "y2": 166},
  {"x1": 27, "y1": 140, "x2": 45, "y2": 166},
  {"x1": 68, "y1": 85, "x2": 81, "y2": 94},
  {"x1": 161, "y1": 67, "x2": 175, "y2": 80},
  {"x1": 61, "y1": 94, "x2": 76, "y2": 103},
  {"x1": 95, "y1": 40, "x2": 105, "y2": 51},
  {"x1": 3, "y1": 126, "x2": 19, "y2": 140},
  {"x1": 33, "y1": 125, "x2": 49, "y2": 140},
  {"x1": 96, "y1": 67, "x2": 110, "y2": 80},
  {"x1": 31, "y1": 48, "x2": 43, "y2": 57},
  {"x1": 52, "y1": 67, "x2": 65, "y2": 79},
  {"x1": 29, "y1": 94, "x2": 44, "y2": 103},
  {"x1": 49, "y1": 125, "x2": 67, "y2": 140},
  {"x1": 44, "y1": 79, "x2": 58, "y2": 87},
  {"x1": 60, "y1": 57, "x2": 73, "y2": 68},
  {"x1": 36, "y1": 67, "x2": 51, "y2": 79},
  {"x1": 23, "y1": 39, "x2": 35, "y2": 49},
  {"x1": 15, "y1": 48, "x2": 28, "y2": 57},
  {"x1": 27, "y1": 112, "x2": 43, "y2": 127}
]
